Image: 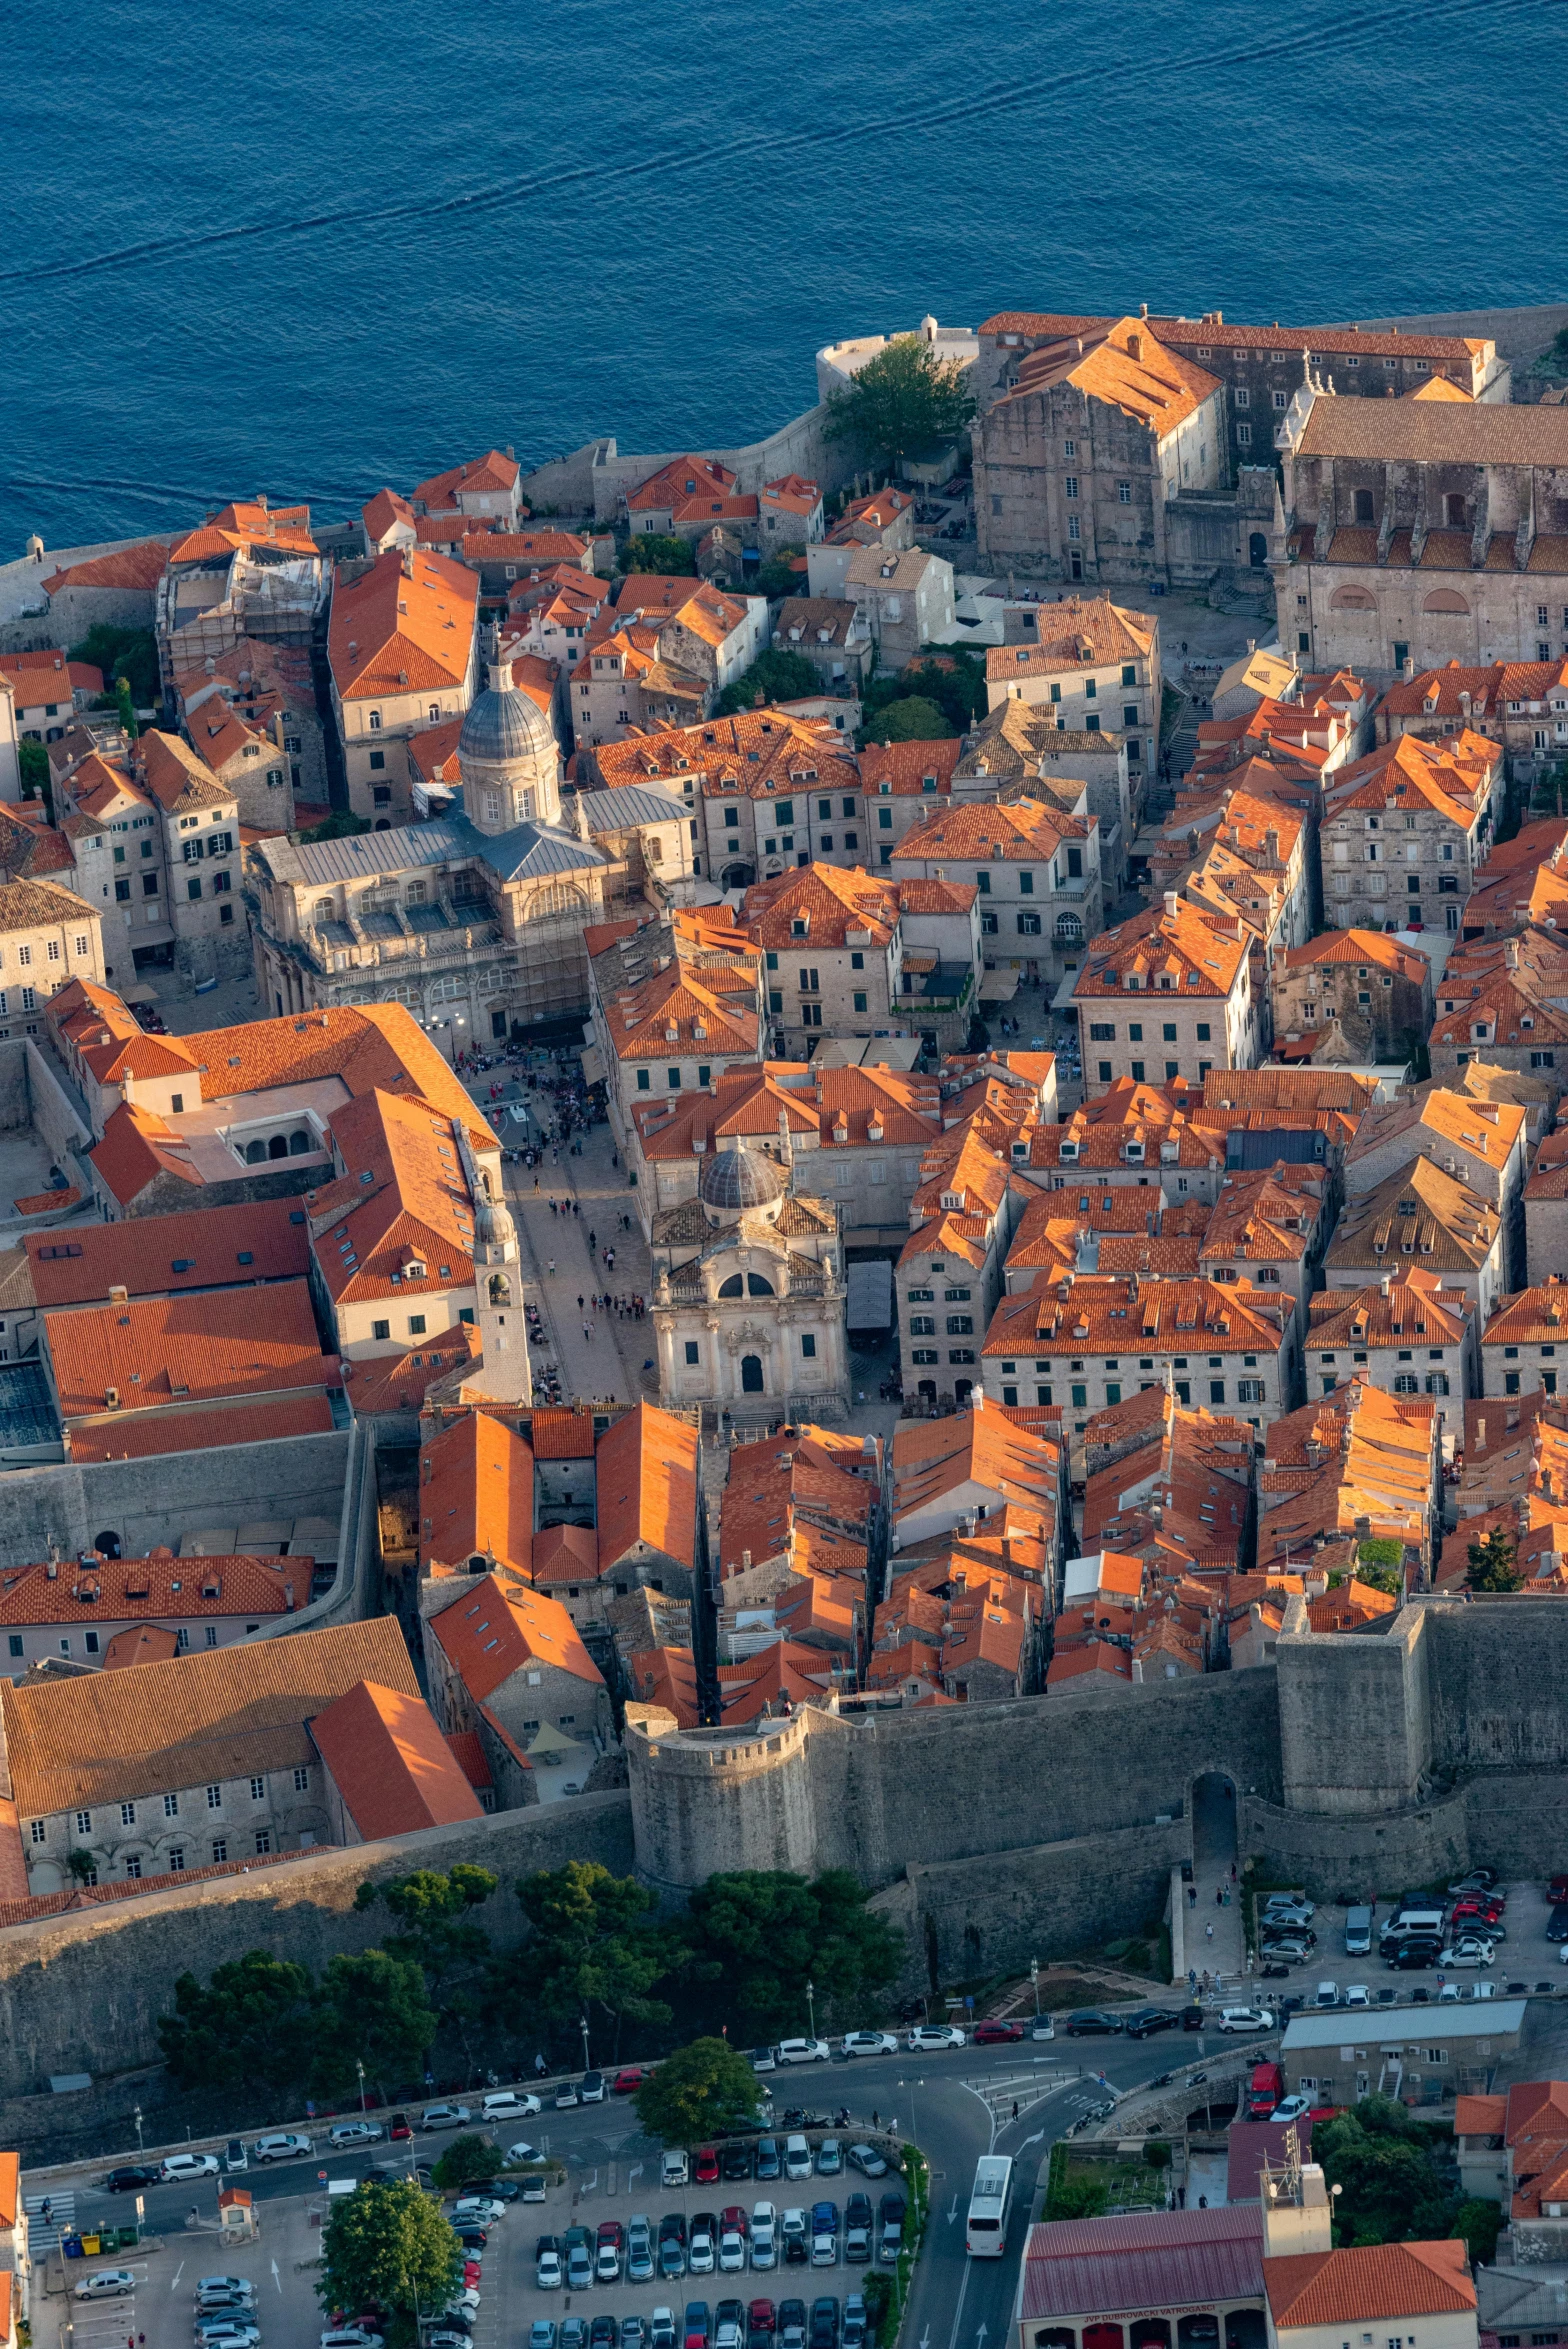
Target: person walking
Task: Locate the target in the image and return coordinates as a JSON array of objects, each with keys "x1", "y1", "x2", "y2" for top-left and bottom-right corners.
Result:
[
  {"x1": 1205, "y1": 1922, "x2": 1214, "y2": 1942},
  {"x1": 548, "y1": 1258, "x2": 556, "y2": 1276}
]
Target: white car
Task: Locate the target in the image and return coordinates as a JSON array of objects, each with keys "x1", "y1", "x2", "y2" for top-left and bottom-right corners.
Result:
[
  {"x1": 329, "y1": 2121, "x2": 383, "y2": 2147},
  {"x1": 840, "y1": 2032, "x2": 897, "y2": 2059},
  {"x1": 200, "y1": 2330, "x2": 260, "y2": 2349},
  {"x1": 750, "y1": 2048, "x2": 777, "y2": 2073},
  {"x1": 76, "y1": 2271, "x2": 137, "y2": 2301},
  {"x1": 505, "y1": 2140, "x2": 542, "y2": 2165},
  {"x1": 1439, "y1": 1939, "x2": 1496, "y2": 1967},
  {"x1": 453, "y1": 2197, "x2": 505, "y2": 2224},
  {"x1": 163, "y1": 2152, "x2": 221, "y2": 2180},
  {"x1": 662, "y1": 2151, "x2": 690, "y2": 2187},
  {"x1": 1344, "y1": 1985, "x2": 1370, "y2": 2009},
  {"x1": 253, "y1": 2132, "x2": 313, "y2": 2163},
  {"x1": 906, "y1": 2024, "x2": 964, "y2": 2051},
  {"x1": 718, "y1": 2229, "x2": 746, "y2": 2273},
  {"x1": 776, "y1": 2038, "x2": 831, "y2": 2065},
  {"x1": 1314, "y1": 1982, "x2": 1339, "y2": 2008},
  {"x1": 1460, "y1": 1981, "x2": 1497, "y2": 2002},
  {"x1": 482, "y1": 2090, "x2": 541, "y2": 2119},
  {"x1": 421, "y1": 2104, "x2": 472, "y2": 2131},
  {"x1": 323, "y1": 2334, "x2": 384, "y2": 2349},
  {"x1": 1269, "y1": 2095, "x2": 1312, "y2": 2124},
  {"x1": 1216, "y1": 2006, "x2": 1275, "y2": 2032},
  {"x1": 784, "y1": 2137, "x2": 814, "y2": 2180}
]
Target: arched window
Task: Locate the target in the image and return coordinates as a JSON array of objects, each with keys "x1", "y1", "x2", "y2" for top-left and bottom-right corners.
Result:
[
  {"x1": 1055, "y1": 913, "x2": 1082, "y2": 941},
  {"x1": 267, "y1": 1135, "x2": 288, "y2": 1161},
  {"x1": 1329, "y1": 586, "x2": 1376, "y2": 611},
  {"x1": 287, "y1": 1130, "x2": 312, "y2": 1155},
  {"x1": 93, "y1": 1531, "x2": 122, "y2": 1560},
  {"x1": 717, "y1": 1274, "x2": 744, "y2": 1298},
  {"x1": 489, "y1": 1272, "x2": 511, "y2": 1307},
  {"x1": 746, "y1": 1272, "x2": 775, "y2": 1297},
  {"x1": 1248, "y1": 531, "x2": 1268, "y2": 568},
  {"x1": 1422, "y1": 588, "x2": 1470, "y2": 615},
  {"x1": 245, "y1": 1139, "x2": 266, "y2": 1164},
  {"x1": 741, "y1": 1355, "x2": 765, "y2": 1394}
]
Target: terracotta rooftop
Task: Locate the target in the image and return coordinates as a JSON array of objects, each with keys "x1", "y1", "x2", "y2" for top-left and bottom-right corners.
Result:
[
  {"x1": 44, "y1": 1279, "x2": 335, "y2": 1423},
  {"x1": 309, "y1": 1677, "x2": 484, "y2": 1840}
]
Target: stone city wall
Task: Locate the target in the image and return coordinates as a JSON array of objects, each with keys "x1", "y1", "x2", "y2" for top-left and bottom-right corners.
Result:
[{"x1": 0, "y1": 1429, "x2": 351, "y2": 1573}]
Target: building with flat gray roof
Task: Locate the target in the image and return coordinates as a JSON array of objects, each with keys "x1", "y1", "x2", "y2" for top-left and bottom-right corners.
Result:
[{"x1": 1281, "y1": 1999, "x2": 1525, "y2": 2103}]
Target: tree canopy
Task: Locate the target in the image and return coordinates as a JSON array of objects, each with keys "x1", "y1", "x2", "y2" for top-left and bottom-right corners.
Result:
[
  {"x1": 18, "y1": 737, "x2": 51, "y2": 810},
  {"x1": 318, "y1": 2177, "x2": 461, "y2": 2321},
  {"x1": 71, "y1": 622, "x2": 158, "y2": 707},
  {"x1": 619, "y1": 533, "x2": 697, "y2": 575},
  {"x1": 311, "y1": 1949, "x2": 437, "y2": 2100},
  {"x1": 713, "y1": 647, "x2": 821, "y2": 718},
  {"x1": 858, "y1": 695, "x2": 949, "y2": 745},
  {"x1": 684, "y1": 1869, "x2": 901, "y2": 2038},
  {"x1": 823, "y1": 339, "x2": 976, "y2": 475},
  {"x1": 514, "y1": 1861, "x2": 675, "y2": 2055},
  {"x1": 158, "y1": 1949, "x2": 315, "y2": 2099},
  {"x1": 1314, "y1": 2096, "x2": 1457, "y2": 2246},
  {"x1": 633, "y1": 2036, "x2": 761, "y2": 2146},
  {"x1": 1467, "y1": 1525, "x2": 1523, "y2": 1592},
  {"x1": 431, "y1": 2133, "x2": 503, "y2": 2192}
]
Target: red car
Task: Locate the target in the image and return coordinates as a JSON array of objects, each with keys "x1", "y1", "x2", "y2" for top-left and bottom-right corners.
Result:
[
  {"x1": 972, "y1": 2019, "x2": 1024, "y2": 2045},
  {"x1": 749, "y1": 2304, "x2": 776, "y2": 2336},
  {"x1": 694, "y1": 2146, "x2": 721, "y2": 2184},
  {"x1": 388, "y1": 2111, "x2": 412, "y2": 2142},
  {"x1": 1551, "y1": 1875, "x2": 1568, "y2": 1905},
  {"x1": 613, "y1": 2066, "x2": 649, "y2": 2095},
  {"x1": 1452, "y1": 1899, "x2": 1505, "y2": 1926},
  {"x1": 721, "y1": 2205, "x2": 748, "y2": 2236}
]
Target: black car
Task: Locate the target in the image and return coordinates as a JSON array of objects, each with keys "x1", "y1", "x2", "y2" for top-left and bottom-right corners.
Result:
[
  {"x1": 1124, "y1": 2008, "x2": 1179, "y2": 2038},
  {"x1": 1386, "y1": 1939, "x2": 1441, "y2": 1970},
  {"x1": 778, "y1": 2305, "x2": 807, "y2": 2349},
  {"x1": 844, "y1": 2194, "x2": 873, "y2": 2230},
  {"x1": 1547, "y1": 1903, "x2": 1568, "y2": 1944},
  {"x1": 810, "y1": 2300, "x2": 839, "y2": 2349},
  {"x1": 1066, "y1": 2010, "x2": 1123, "y2": 2035},
  {"x1": 455, "y1": 2226, "x2": 489, "y2": 2250},
  {"x1": 477, "y1": 2177, "x2": 522, "y2": 2201},
  {"x1": 721, "y1": 2142, "x2": 754, "y2": 2182},
  {"x1": 662, "y1": 2215, "x2": 689, "y2": 2244},
  {"x1": 104, "y1": 2164, "x2": 160, "y2": 2192},
  {"x1": 590, "y1": 2322, "x2": 619, "y2": 2349},
  {"x1": 1409, "y1": 1986, "x2": 1432, "y2": 2004},
  {"x1": 1278, "y1": 1995, "x2": 1306, "y2": 2019},
  {"x1": 756, "y1": 2138, "x2": 781, "y2": 2181},
  {"x1": 1181, "y1": 2005, "x2": 1205, "y2": 2030},
  {"x1": 1506, "y1": 1981, "x2": 1529, "y2": 1995}
]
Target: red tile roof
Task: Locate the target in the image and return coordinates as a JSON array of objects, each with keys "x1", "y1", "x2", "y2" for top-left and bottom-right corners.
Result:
[
  {"x1": 1263, "y1": 2241, "x2": 1473, "y2": 2329},
  {"x1": 429, "y1": 1571, "x2": 603, "y2": 1698},
  {"x1": 25, "y1": 1197, "x2": 309, "y2": 1307},
  {"x1": 45, "y1": 1279, "x2": 334, "y2": 1422},
  {"x1": 66, "y1": 1393, "x2": 336, "y2": 1462},
  {"x1": 310, "y1": 1677, "x2": 484, "y2": 1839}
]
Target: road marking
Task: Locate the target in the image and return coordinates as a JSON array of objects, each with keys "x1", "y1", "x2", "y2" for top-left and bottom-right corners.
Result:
[
  {"x1": 946, "y1": 2197, "x2": 959, "y2": 2224},
  {"x1": 270, "y1": 2257, "x2": 281, "y2": 2292},
  {"x1": 920, "y1": 2330, "x2": 930, "y2": 2349},
  {"x1": 1018, "y1": 2128, "x2": 1046, "y2": 2149},
  {"x1": 945, "y1": 2258, "x2": 974, "y2": 2349},
  {"x1": 976, "y1": 2327, "x2": 989, "y2": 2347},
  {"x1": 171, "y1": 2264, "x2": 184, "y2": 2290}
]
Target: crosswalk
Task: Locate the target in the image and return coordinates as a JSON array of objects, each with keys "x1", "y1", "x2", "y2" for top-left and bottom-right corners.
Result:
[
  {"x1": 23, "y1": 2189, "x2": 76, "y2": 2256},
  {"x1": 963, "y1": 2065, "x2": 1071, "y2": 2127}
]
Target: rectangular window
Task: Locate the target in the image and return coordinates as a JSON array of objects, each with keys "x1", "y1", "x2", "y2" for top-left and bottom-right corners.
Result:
[
  {"x1": 1117, "y1": 481, "x2": 1131, "y2": 504},
  {"x1": 1236, "y1": 422, "x2": 1252, "y2": 447},
  {"x1": 125, "y1": 1856, "x2": 141, "y2": 1878},
  {"x1": 1064, "y1": 476, "x2": 1078, "y2": 499},
  {"x1": 801, "y1": 1333, "x2": 817, "y2": 1358},
  {"x1": 163, "y1": 1793, "x2": 179, "y2": 1817},
  {"x1": 212, "y1": 1838, "x2": 227, "y2": 1863},
  {"x1": 293, "y1": 1766, "x2": 309, "y2": 1791},
  {"x1": 408, "y1": 1314, "x2": 426, "y2": 1336},
  {"x1": 668, "y1": 1067, "x2": 681, "y2": 1089},
  {"x1": 1067, "y1": 516, "x2": 1081, "y2": 541},
  {"x1": 29, "y1": 1818, "x2": 45, "y2": 1844},
  {"x1": 372, "y1": 1317, "x2": 390, "y2": 1340},
  {"x1": 207, "y1": 1784, "x2": 222, "y2": 1808},
  {"x1": 6, "y1": 1635, "x2": 19, "y2": 1659},
  {"x1": 168, "y1": 1847, "x2": 185, "y2": 1871},
  {"x1": 254, "y1": 1831, "x2": 271, "y2": 1855},
  {"x1": 1019, "y1": 870, "x2": 1034, "y2": 895},
  {"x1": 684, "y1": 1340, "x2": 700, "y2": 1364},
  {"x1": 249, "y1": 1775, "x2": 265, "y2": 1800},
  {"x1": 76, "y1": 1808, "x2": 91, "y2": 1834}
]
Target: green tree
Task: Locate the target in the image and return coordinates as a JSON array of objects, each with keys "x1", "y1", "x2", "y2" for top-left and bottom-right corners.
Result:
[
  {"x1": 114, "y1": 675, "x2": 139, "y2": 741},
  {"x1": 685, "y1": 1869, "x2": 901, "y2": 2038},
  {"x1": 1467, "y1": 1525, "x2": 1523, "y2": 1592},
  {"x1": 310, "y1": 1948, "x2": 437, "y2": 2100},
  {"x1": 70, "y1": 623, "x2": 159, "y2": 707},
  {"x1": 514, "y1": 1861, "x2": 676, "y2": 2056},
  {"x1": 888, "y1": 653, "x2": 987, "y2": 732},
  {"x1": 431, "y1": 2133, "x2": 503, "y2": 2192},
  {"x1": 753, "y1": 557, "x2": 805, "y2": 601},
  {"x1": 318, "y1": 2176, "x2": 461, "y2": 2323},
  {"x1": 859, "y1": 696, "x2": 949, "y2": 745},
  {"x1": 1144, "y1": 2140, "x2": 1171, "y2": 2172},
  {"x1": 157, "y1": 1949, "x2": 314, "y2": 2099},
  {"x1": 1355, "y1": 1560, "x2": 1403, "y2": 1597},
  {"x1": 357, "y1": 1867, "x2": 499, "y2": 2063},
  {"x1": 823, "y1": 339, "x2": 976, "y2": 476},
  {"x1": 1454, "y1": 2196, "x2": 1503, "y2": 2263},
  {"x1": 712, "y1": 647, "x2": 822, "y2": 718},
  {"x1": 1314, "y1": 2097, "x2": 1457, "y2": 2246},
  {"x1": 296, "y1": 810, "x2": 371, "y2": 842},
  {"x1": 619, "y1": 534, "x2": 697, "y2": 576},
  {"x1": 633, "y1": 2036, "x2": 760, "y2": 2146},
  {"x1": 1044, "y1": 2171, "x2": 1108, "y2": 2221},
  {"x1": 18, "y1": 737, "x2": 50, "y2": 812}
]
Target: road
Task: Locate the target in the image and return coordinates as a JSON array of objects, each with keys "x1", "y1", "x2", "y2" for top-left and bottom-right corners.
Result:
[{"x1": 36, "y1": 2031, "x2": 1251, "y2": 2345}]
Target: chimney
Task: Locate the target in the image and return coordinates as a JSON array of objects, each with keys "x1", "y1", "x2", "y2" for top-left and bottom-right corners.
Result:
[
  {"x1": 284, "y1": 1581, "x2": 295, "y2": 1611},
  {"x1": 1163, "y1": 890, "x2": 1179, "y2": 920},
  {"x1": 491, "y1": 654, "x2": 513, "y2": 694},
  {"x1": 1475, "y1": 1416, "x2": 1486, "y2": 1454},
  {"x1": 1247, "y1": 638, "x2": 1256, "y2": 655}
]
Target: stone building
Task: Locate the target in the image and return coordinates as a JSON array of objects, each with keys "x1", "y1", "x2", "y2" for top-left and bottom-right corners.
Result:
[
  {"x1": 1309, "y1": 1267, "x2": 1477, "y2": 1411},
  {"x1": 650, "y1": 1140, "x2": 849, "y2": 1418},
  {"x1": 984, "y1": 593, "x2": 1160, "y2": 781},
  {"x1": 773, "y1": 597, "x2": 875, "y2": 691},
  {"x1": 975, "y1": 317, "x2": 1227, "y2": 587},
  {"x1": 1271, "y1": 929, "x2": 1434, "y2": 1060},
  {"x1": 248, "y1": 662, "x2": 617, "y2": 1040},
  {"x1": 328, "y1": 548, "x2": 479, "y2": 825},
  {"x1": 569, "y1": 575, "x2": 768, "y2": 752},
  {"x1": 155, "y1": 503, "x2": 327, "y2": 704},
  {"x1": 744, "y1": 860, "x2": 979, "y2": 1057},
  {"x1": 1320, "y1": 730, "x2": 1502, "y2": 937},
  {"x1": 1378, "y1": 657, "x2": 1568, "y2": 788},
  {"x1": 173, "y1": 637, "x2": 326, "y2": 825},
  {"x1": 0, "y1": 879, "x2": 104, "y2": 1037},
  {"x1": 889, "y1": 794, "x2": 1102, "y2": 991},
  {"x1": 586, "y1": 904, "x2": 763, "y2": 1149},
  {"x1": 1326, "y1": 1154, "x2": 1506, "y2": 1327},
  {"x1": 1272, "y1": 384, "x2": 1568, "y2": 678},
  {"x1": 955, "y1": 705, "x2": 1132, "y2": 895},
  {"x1": 842, "y1": 544, "x2": 955, "y2": 667},
  {"x1": 1481, "y1": 1276, "x2": 1568, "y2": 1402},
  {"x1": 1074, "y1": 893, "x2": 1258, "y2": 1097}
]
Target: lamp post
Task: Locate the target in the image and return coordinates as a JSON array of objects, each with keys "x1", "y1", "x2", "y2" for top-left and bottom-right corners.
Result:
[
  {"x1": 134, "y1": 2104, "x2": 143, "y2": 2153},
  {"x1": 580, "y1": 2014, "x2": 591, "y2": 2075},
  {"x1": 806, "y1": 1980, "x2": 816, "y2": 2042},
  {"x1": 1030, "y1": 1957, "x2": 1040, "y2": 2018},
  {"x1": 357, "y1": 2059, "x2": 366, "y2": 2115}
]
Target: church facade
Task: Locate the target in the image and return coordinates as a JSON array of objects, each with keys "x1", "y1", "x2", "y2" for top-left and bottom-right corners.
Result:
[
  {"x1": 650, "y1": 1141, "x2": 850, "y2": 1421},
  {"x1": 246, "y1": 659, "x2": 690, "y2": 1042}
]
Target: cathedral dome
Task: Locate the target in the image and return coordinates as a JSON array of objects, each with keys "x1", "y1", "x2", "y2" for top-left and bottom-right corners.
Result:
[
  {"x1": 701, "y1": 1143, "x2": 787, "y2": 1213},
  {"x1": 458, "y1": 679, "x2": 556, "y2": 768}
]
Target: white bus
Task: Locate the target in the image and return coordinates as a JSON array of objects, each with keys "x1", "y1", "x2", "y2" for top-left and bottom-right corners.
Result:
[{"x1": 966, "y1": 2154, "x2": 1013, "y2": 2257}]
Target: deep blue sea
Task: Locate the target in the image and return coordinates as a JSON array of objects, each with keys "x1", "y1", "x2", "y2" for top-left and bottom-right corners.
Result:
[{"x1": 2, "y1": 0, "x2": 1561, "y2": 556}]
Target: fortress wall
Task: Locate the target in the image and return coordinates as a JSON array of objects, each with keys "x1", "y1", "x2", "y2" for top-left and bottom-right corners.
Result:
[
  {"x1": 0, "y1": 1430, "x2": 352, "y2": 1573},
  {"x1": 1239, "y1": 1783, "x2": 1470, "y2": 1903},
  {"x1": 0, "y1": 1793, "x2": 634, "y2": 2100},
  {"x1": 1277, "y1": 1611, "x2": 1433, "y2": 1816},
  {"x1": 896, "y1": 1816, "x2": 1190, "y2": 1986},
  {"x1": 1423, "y1": 1600, "x2": 1568, "y2": 1770}
]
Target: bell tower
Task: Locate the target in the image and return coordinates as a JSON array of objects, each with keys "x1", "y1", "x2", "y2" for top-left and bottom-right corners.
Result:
[{"x1": 453, "y1": 1123, "x2": 532, "y2": 1402}]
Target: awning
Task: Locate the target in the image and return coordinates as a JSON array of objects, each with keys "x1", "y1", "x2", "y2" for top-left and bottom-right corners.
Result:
[
  {"x1": 120, "y1": 983, "x2": 159, "y2": 1006},
  {"x1": 978, "y1": 966, "x2": 1021, "y2": 1002},
  {"x1": 579, "y1": 1045, "x2": 606, "y2": 1085}
]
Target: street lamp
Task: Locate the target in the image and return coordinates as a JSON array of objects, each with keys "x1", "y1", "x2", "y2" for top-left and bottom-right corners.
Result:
[
  {"x1": 806, "y1": 1980, "x2": 816, "y2": 2041},
  {"x1": 357, "y1": 2059, "x2": 366, "y2": 2115},
  {"x1": 1030, "y1": 1957, "x2": 1040, "y2": 2018},
  {"x1": 134, "y1": 2105, "x2": 143, "y2": 2152},
  {"x1": 580, "y1": 2014, "x2": 591, "y2": 2074}
]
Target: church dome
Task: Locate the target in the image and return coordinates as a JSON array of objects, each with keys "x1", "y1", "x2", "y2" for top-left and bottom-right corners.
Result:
[
  {"x1": 701, "y1": 1144, "x2": 787, "y2": 1212},
  {"x1": 458, "y1": 680, "x2": 555, "y2": 769},
  {"x1": 476, "y1": 1189, "x2": 517, "y2": 1251}
]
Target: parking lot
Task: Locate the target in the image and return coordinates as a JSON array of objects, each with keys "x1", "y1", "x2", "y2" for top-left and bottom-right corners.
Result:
[{"x1": 1234, "y1": 1877, "x2": 1568, "y2": 2015}]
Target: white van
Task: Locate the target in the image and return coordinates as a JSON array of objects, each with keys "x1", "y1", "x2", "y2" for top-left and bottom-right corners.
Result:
[
  {"x1": 1380, "y1": 1908, "x2": 1444, "y2": 1945},
  {"x1": 1344, "y1": 1905, "x2": 1373, "y2": 1955}
]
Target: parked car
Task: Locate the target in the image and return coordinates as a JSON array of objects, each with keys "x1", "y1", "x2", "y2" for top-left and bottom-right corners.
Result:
[
  {"x1": 685, "y1": 2303, "x2": 712, "y2": 2347},
  {"x1": 597, "y1": 2219, "x2": 626, "y2": 2281},
  {"x1": 388, "y1": 2112, "x2": 412, "y2": 2141},
  {"x1": 777, "y1": 2040, "x2": 832, "y2": 2065},
  {"x1": 651, "y1": 2315, "x2": 678, "y2": 2349},
  {"x1": 1066, "y1": 2011, "x2": 1122, "y2": 2036},
  {"x1": 1344, "y1": 1985, "x2": 1370, "y2": 2009},
  {"x1": 1449, "y1": 1869, "x2": 1498, "y2": 1896},
  {"x1": 615, "y1": 2068, "x2": 651, "y2": 2095},
  {"x1": 555, "y1": 2082, "x2": 580, "y2": 2110},
  {"x1": 1269, "y1": 2095, "x2": 1312, "y2": 2124},
  {"x1": 778, "y1": 2302, "x2": 807, "y2": 2349},
  {"x1": 531, "y1": 2327, "x2": 559, "y2": 2349},
  {"x1": 627, "y1": 2215, "x2": 655, "y2": 2282},
  {"x1": 878, "y1": 2197, "x2": 905, "y2": 2264},
  {"x1": 1263, "y1": 1896, "x2": 1315, "y2": 1923},
  {"x1": 751, "y1": 2050, "x2": 778, "y2": 2074},
  {"x1": 784, "y1": 2139, "x2": 814, "y2": 2182},
  {"x1": 581, "y1": 2072, "x2": 606, "y2": 2104},
  {"x1": 163, "y1": 2152, "x2": 221, "y2": 2180},
  {"x1": 906, "y1": 2024, "x2": 965, "y2": 2051},
  {"x1": 756, "y1": 2139, "x2": 782, "y2": 2182},
  {"x1": 197, "y1": 2280, "x2": 256, "y2": 2303},
  {"x1": 75, "y1": 2272, "x2": 137, "y2": 2301},
  {"x1": 695, "y1": 2147, "x2": 722, "y2": 2185},
  {"x1": 1440, "y1": 1938, "x2": 1498, "y2": 1967},
  {"x1": 842, "y1": 2299, "x2": 866, "y2": 2349},
  {"x1": 1387, "y1": 1939, "x2": 1442, "y2": 1970},
  {"x1": 104, "y1": 2165, "x2": 160, "y2": 2191},
  {"x1": 421, "y1": 2105, "x2": 472, "y2": 2132},
  {"x1": 1314, "y1": 1982, "x2": 1339, "y2": 2008},
  {"x1": 971, "y1": 2019, "x2": 1023, "y2": 2044},
  {"x1": 1124, "y1": 2008, "x2": 1179, "y2": 2038},
  {"x1": 537, "y1": 2241, "x2": 563, "y2": 2289},
  {"x1": 810, "y1": 2301, "x2": 838, "y2": 2349},
  {"x1": 722, "y1": 2144, "x2": 754, "y2": 2184},
  {"x1": 1216, "y1": 2007, "x2": 1275, "y2": 2032},
  {"x1": 690, "y1": 2215, "x2": 717, "y2": 2275},
  {"x1": 505, "y1": 2139, "x2": 543, "y2": 2165},
  {"x1": 845, "y1": 2146, "x2": 888, "y2": 2179},
  {"x1": 815, "y1": 2140, "x2": 842, "y2": 2177},
  {"x1": 329, "y1": 2121, "x2": 382, "y2": 2147},
  {"x1": 840, "y1": 2033, "x2": 897, "y2": 2059},
  {"x1": 483, "y1": 2090, "x2": 541, "y2": 2120},
  {"x1": 589, "y1": 2319, "x2": 618, "y2": 2349},
  {"x1": 1460, "y1": 1981, "x2": 1498, "y2": 2002},
  {"x1": 664, "y1": 2152, "x2": 691, "y2": 2188}
]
